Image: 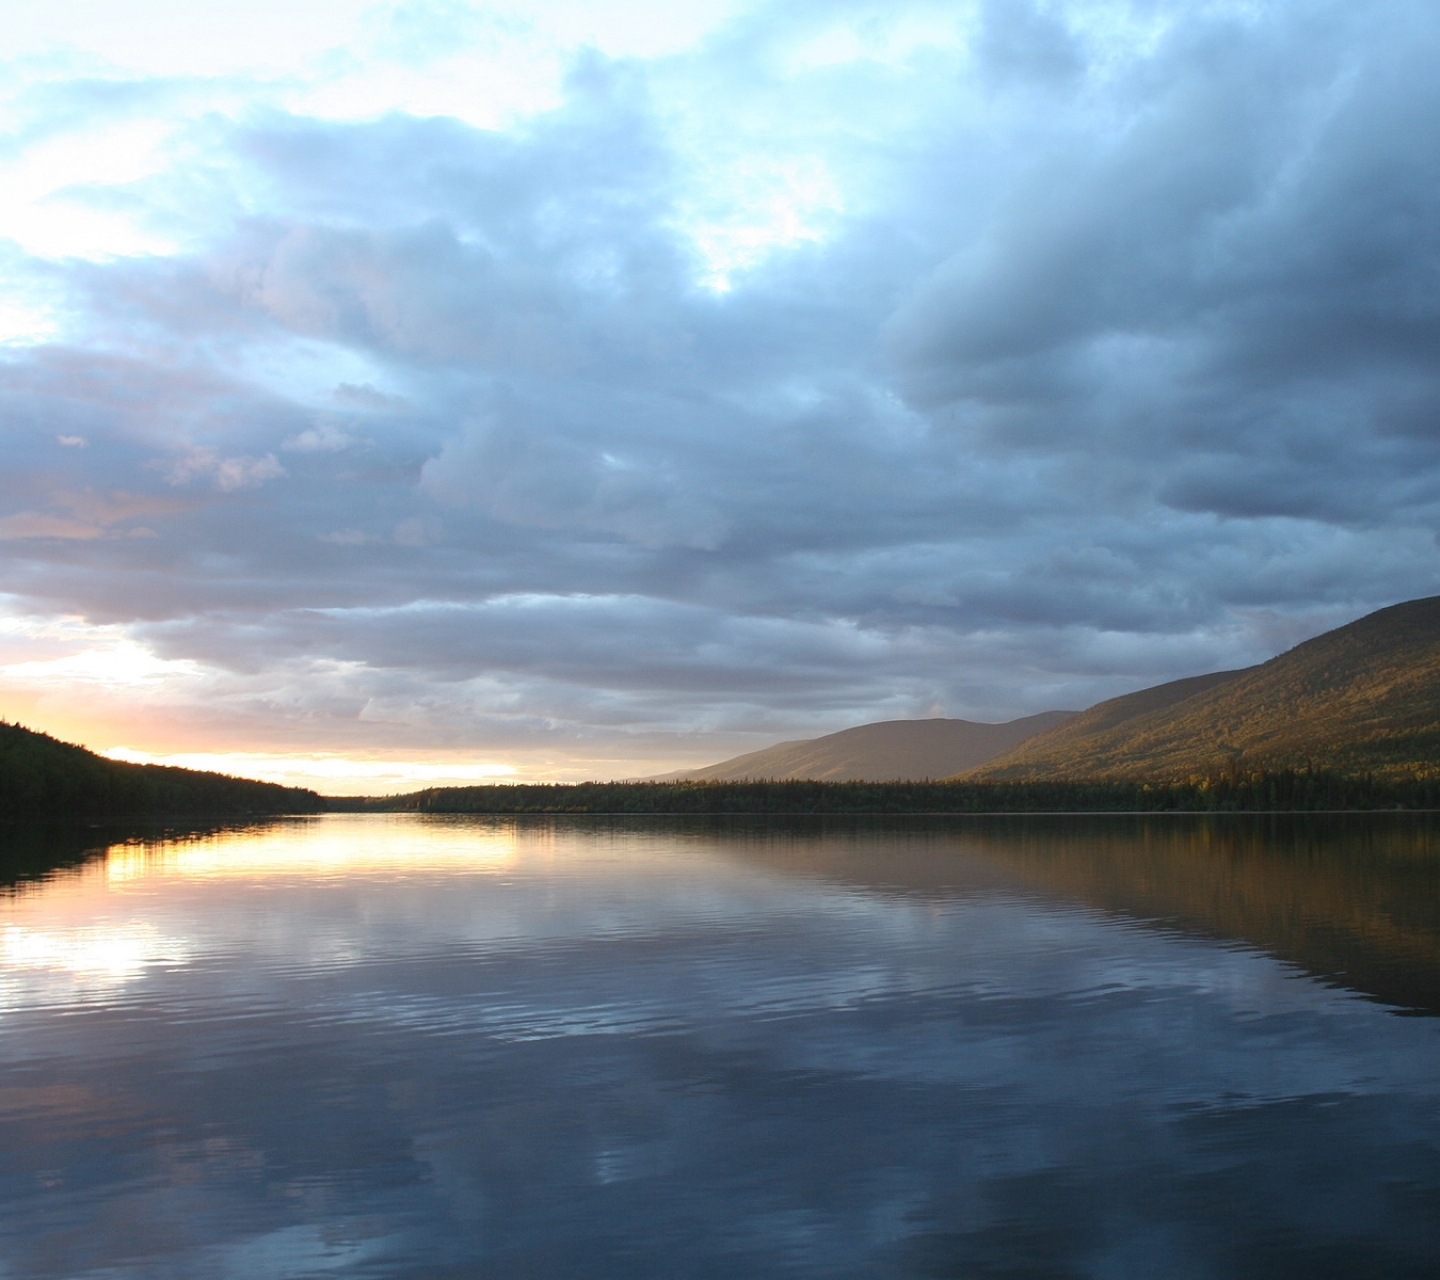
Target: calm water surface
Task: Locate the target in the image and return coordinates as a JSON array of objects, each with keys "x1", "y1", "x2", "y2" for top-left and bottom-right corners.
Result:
[{"x1": 2, "y1": 813, "x2": 1440, "y2": 1278}]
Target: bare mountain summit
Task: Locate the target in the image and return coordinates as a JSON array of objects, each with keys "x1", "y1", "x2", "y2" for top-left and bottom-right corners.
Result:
[{"x1": 659, "y1": 712, "x2": 1074, "y2": 782}]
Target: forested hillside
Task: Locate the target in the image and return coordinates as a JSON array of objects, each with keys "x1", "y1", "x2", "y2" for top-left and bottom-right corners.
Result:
[
  {"x1": 0, "y1": 721, "x2": 323, "y2": 819},
  {"x1": 969, "y1": 596, "x2": 1440, "y2": 782}
]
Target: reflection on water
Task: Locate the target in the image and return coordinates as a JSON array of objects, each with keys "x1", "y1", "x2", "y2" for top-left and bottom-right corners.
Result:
[
  {"x1": 102, "y1": 816, "x2": 522, "y2": 880},
  {"x1": 734, "y1": 813, "x2": 1440, "y2": 1015},
  {"x1": 1, "y1": 813, "x2": 1439, "y2": 1278}
]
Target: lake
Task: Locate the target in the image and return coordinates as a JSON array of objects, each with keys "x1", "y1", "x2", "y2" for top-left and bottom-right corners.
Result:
[{"x1": 2, "y1": 812, "x2": 1439, "y2": 1278}]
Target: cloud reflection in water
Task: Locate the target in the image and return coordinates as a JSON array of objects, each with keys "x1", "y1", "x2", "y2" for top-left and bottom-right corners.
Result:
[{"x1": 0, "y1": 814, "x2": 1438, "y2": 1278}]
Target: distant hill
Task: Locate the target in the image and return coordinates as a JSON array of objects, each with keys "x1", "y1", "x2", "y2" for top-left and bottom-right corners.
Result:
[
  {"x1": 967, "y1": 596, "x2": 1440, "y2": 782},
  {"x1": 657, "y1": 712, "x2": 1074, "y2": 782},
  {"x1": 0, "y1": 721, "x2": 324, "y2": 819}
]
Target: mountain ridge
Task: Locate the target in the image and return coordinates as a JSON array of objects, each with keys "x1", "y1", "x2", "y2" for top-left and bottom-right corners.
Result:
[
  {"x1": 656, "y1": 711, "x2": 1074, "y2": 782},
  {"x1": 966, "y1": 595, "x2": 1440, "y2": 781}
]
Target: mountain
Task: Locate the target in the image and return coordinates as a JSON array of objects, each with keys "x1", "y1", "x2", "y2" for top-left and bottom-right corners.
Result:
[
  {"x1": 967, "y1": 595, "x2": 1440, "y2": 782},
  {"x1": 658, "y1": 712, "x2": 1075, "y2": 782},
  {"x1": 0, "y1": 720, "x2": 324, "y2": 819}
]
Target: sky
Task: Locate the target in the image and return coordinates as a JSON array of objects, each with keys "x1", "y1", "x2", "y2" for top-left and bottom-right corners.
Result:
[{"x1": 2, "y1": 0, "x2": 1439, "y2": 792}]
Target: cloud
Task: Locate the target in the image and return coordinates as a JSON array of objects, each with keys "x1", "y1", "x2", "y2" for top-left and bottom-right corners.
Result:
[
  {"x1": 0, "y1": 513, "x2": 103, "y2": 540},
  {"x1": 161, "y1": 449, "x2": 286, "y2": 491},
  {"x1": 420, "y1": 401, "x2": 731, "y2": 550},
  {"x1": 283, "y1": 422, "x2": 355, "y2": 452},
  {"x1": 1, "y1": 0, "x2": 1440, "y2": 774}
]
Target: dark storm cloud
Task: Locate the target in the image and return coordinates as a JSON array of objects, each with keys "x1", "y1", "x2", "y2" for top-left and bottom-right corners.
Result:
[
  {"x1": 887, "y1": 1, "x2": 1440, "y2": 509},
  {"x1": 4, "y1": 0, "x2": 1440, "y2": 761}
]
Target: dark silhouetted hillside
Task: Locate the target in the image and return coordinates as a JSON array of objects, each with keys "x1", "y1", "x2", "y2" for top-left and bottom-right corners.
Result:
[
  {"x1": 0, "y1": 721, "x2": 324, "y2": 819},
  {"x1": 656, "y1": 712, "x2": 1074, "y2": 781},
  {"x1": 968, "y1": 596, "x2": 1440, "y2": 782}
]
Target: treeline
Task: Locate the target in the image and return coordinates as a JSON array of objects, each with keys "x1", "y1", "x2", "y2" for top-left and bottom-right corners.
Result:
[
  {"x1": 8, "y1": 712, "x2": 1435, "y2": 820},
  {"x1": 0, "y1": 721, "x2": 323, "y2": 820},
  {"x1": 341, "y1": 770, "x2": 1440, "y2": 815}
]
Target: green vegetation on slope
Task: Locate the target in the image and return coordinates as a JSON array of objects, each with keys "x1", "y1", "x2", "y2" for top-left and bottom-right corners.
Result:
[
  {"x1": 968, "y1": 596, "x2": 1440, "y2": 782},
  {"x1": 0, "y1": 721, "x2": 324, "y2": 820}
]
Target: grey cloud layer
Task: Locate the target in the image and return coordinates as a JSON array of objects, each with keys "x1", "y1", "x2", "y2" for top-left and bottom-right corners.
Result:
[{"x1": 3, "y1": 0, "x2": 1439, "y2": 758}]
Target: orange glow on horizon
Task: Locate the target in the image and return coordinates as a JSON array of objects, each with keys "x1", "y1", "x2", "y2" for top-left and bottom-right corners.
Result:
[{"x1": 0, "y1": 615, "x2": 725, "y2": 790}]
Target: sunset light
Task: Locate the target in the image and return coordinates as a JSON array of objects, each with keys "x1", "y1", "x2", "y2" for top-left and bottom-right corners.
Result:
[{"x1": 5, "y1": 3, "x2": 1440, "y2": 1275}]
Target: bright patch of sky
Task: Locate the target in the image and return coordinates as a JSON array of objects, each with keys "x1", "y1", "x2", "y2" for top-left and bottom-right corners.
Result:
[
  {"x1": 1, "y1": 642, "x2": 201, "y2": 687},
  {"x1": 5, "y1": 0, "x2": 762, "y2": 75},
  {"x1": 0, "y1": 0, "x2": 875, "y2": 288},
  {"x1": 0, "y1": 297, "x2": 58, "y2": 346},
  {"x1": 103, "y1": 747, "x2": 516, "y2": 793}
]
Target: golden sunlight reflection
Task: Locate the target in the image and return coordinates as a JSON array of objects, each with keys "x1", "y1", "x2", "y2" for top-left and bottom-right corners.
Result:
[{"x1": 103, "y1": 816, "x2": 524, "y2": 883}]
